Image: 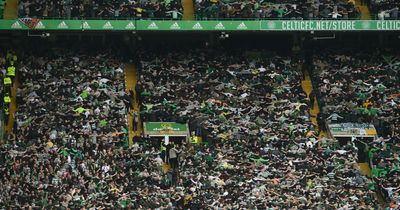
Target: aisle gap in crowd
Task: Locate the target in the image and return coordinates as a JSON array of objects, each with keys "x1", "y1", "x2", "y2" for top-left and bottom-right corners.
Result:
[
  {"x1": 182, "y1": 0, "x2": 195, "y2": 20},
  {"x1": 5, "y1": 73, "x2": 18, "y2": 134},
  {"x1": 124, "y1": 63, "x2": 141, "y2": 146},
  {"x1": 3, "y1": 0, "x2": 18, "y2": 19},
  {"x1": 355, "y1": 0, "x2": 372, "y2": 20},
  {"x1": 301, "y1": 68, "x2": 327, "y2": 138}
]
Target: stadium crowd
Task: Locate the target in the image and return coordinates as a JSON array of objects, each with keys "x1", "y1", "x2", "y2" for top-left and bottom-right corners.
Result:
[
  {"x1": 369, "y1": 136, "x2": 400, "y2": 208},
  {"x1": 371, "y1": 0, "x2": 399, "y2": 20},
  {"x1": 313, "y1": 50, "x2": 400, "y2": 207},
  {"x1": 16, "y1": 0, "x2": 365, "y2": 20},
  {"x1": 195, "y1": 0, "x2": 359, "y2": 19},
  {"x1": 314, "y1": 51, "x2": 400, "y2": 136},
  {"x1": 0, "y1": 50, "x2": 135, "y2": 208},
  {"x1": 136, "y1": 49, "x2": 379, "y2": 208},
  {"x1": 0, "y1": 48, "x2": 381, "y2": 208},
  {"x1": 18, "y1": 0, "x2": 183, "y2": 19},
  {"x1": 15, "y1": 0, "x2": 400, "y2": 20}
]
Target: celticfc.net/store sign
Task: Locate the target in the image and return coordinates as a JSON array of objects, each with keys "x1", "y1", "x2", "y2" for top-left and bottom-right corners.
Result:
[
  {"x1": 278, "y1": 20, "x2": 356, "y2": 30},
  {"x1": 1, "y1": 19, "x2": 400, "y2": 31},
  {"x1": 263, "y1": 20, "x2": 400, "y2": 31}
]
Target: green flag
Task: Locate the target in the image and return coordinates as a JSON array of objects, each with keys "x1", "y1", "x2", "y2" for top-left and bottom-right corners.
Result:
[
  {"x1": 100, "y1": 120, "x2": 107, "y2": 127},
  {"x1": 74, "y1": 107, "x2": 88, "y2": 114},
  {"x1": 80, "y1": 90, "x2": 89, "y2": 98}
]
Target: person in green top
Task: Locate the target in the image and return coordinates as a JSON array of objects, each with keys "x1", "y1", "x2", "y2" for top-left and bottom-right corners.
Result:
[
  {"x1": 356, "y1": 92, "x2": 368, "y2": 102},
  {"x1": 141, "y1": 90, "x2": 151, "y2": 96},
  {"x1": 80, "y1": 90, "x2": 89, "y2": 99},
  {"x1": 200, "y1": 102, "x2": 214, "y2": 115},
  {"x1": 274, "y1": 6, "x2": 287, "y2": 18},
  {"x1": 99, "y1": 119, "x2": 108, "y2": 127},
  {"x1": 74, "y1": 107, "x2": 89, "y2": 114},
  {"x1": 376, "y1": 83, "x2": 386, "y2": 93},
  {"x1": 250, "y1": 157, "x2": 269, "y2": 163}
]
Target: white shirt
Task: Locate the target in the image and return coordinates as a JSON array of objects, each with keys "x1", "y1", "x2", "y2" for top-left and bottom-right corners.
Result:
[
  {"x1": 102, "y1": 165, "x2": 110, "y2": 173},
  {"x1": 258, "y1": 67, "x2": 266, "y2": 73},
  {"x1": 84, "y1": 111, "x2": 90, "y2": 118},
  {"x1": 99, "y1": 78, "x2": 110, "y2": 85},
  {"x1": 306, "y1": 141, "x2": 314, "y2": 148},
  {"x1": 115, "y1": 67, "x2": 123, "y2": 73},
  {"x1": 331, "y1": 12, "x2": 342, "y2": 19},
  {"x1": 94, "y1": 107, "x2": 100, "y2": 115},
  {"x1": 132, "y1": 143, "x2": 140, "y2": 152}
]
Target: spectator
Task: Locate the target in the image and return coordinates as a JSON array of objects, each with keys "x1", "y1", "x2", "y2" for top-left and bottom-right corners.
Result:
[
  {"x1": 195, "y1": 0, "x2": 359, "y2": 20},
  {"x1": 313, "y1": 49, "x2": 400, "y2": 207},
  {"x1": 371, "y1": 0, "x2": 400, "y2": 19},
  {"x1": 136, "y1": 48, "x2": 379, "y2": 209},
  {"x1": 18, "y1": 0, "x2": 183, "y2": 19},
  {"x1": 0, "y1": 47, "x2": 382, "y2": 209}
]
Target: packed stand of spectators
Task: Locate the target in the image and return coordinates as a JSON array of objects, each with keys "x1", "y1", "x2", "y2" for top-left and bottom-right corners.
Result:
[
  {"x1": 368, "y1": 136, "x2": 400, "y2": 208},
  {"x1": 134, "y1": 49, "x2": 379, "y2": 208},
  {"x1": 370, "y1": 0, "x2": 399, "y2": 20},
  {"x1": 0, "y1": 50, "x2": 136, "y2": 208},
  {"x1": 313, "y1": 51, "x2": 400, "y2": 136},
  {"x1": 313, "y1": 51, "x2": 400, "y2": 206},
  {"x1": 195, "y1": 0, "x2": 359, "y2": 19},
  {"x1": 18, "y1": 0, "x2": 183, "y2": 19},
  {"x1": 0, "y1": 47, "x2": 382, "y2": 209}
]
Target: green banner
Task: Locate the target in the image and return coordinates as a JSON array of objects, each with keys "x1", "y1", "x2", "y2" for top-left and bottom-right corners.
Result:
[
  {"x1": 0, "y1": 19, "x2": 136, "y2": 30},
  {"x1": 135, "y1": 20, "x2": 260, "y2": 31},
  {"x1": 1, "y1": 19, "x2": 400, "y2": 31},
  {"x1": 81, "y1": 20, "x2": 136, "y2": 30},
  {"x1": 144, "y1": 122, "x2": 189, "y2": 136}
]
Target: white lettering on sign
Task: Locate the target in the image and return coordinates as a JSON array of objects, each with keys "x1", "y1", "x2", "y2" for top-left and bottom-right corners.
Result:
[
  {"x1": 377, "y1": 21, "x2": 400, "y2": 30},
  {"x1": 282, "y1": 21, "x2": 355, "y2": 31}
]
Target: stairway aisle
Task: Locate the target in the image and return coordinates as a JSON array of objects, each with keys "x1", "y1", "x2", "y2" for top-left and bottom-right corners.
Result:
[
  {"x1": 301, "y1": 68, "x2": 374, "y2": 175},
  {"x1": 3, "y1": 0, "x2": 18, "y2": 19},
  {"x1": 301, "y1": 70, "x2": 327, "y2": 138},
  {"x1": 124, "y1": 63, "x2": 141, "y2": 146},
  {"x1": 182, "y1": 0, "x2": 194, "y2": 20},
  {"x1": 125, "y1": 63, "x2": 171, "y2": 173},
  {"x1": 355, "y1": 0, "x2": 371, "y2": 20},
  {"x1": 5, "y1": 75, "x2": 19, "y2": 134},
  {"x1": 301, "y1": 66, "x2": 385, "y2": 206},
  {"x1": 359, "y1": 163, "x2": 372, "y2": 177}
]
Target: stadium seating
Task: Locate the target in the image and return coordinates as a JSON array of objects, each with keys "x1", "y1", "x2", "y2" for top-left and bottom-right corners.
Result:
[
  {"x1": 0, "y1": 48, "x2": 381, "y2": 208},
  {"x1": 10, "y1": 0, "x2": 400, "y2": 20},
  {"x1": 370, "y1": 0, "x2": 399, "y2": 19},
  {"x1": 135, "y1": 49, "x2": 379, "y2": 209},
  {"x1": 195, "y1": 0, "x2": 360, "y2": 20},
  {"x1": 0, "y1": 0, "x2": 6, "y2": 18},
  {"x1": 18, "y1": 0, "x2": 183, "y2": 19},
  {"x1": 0, "y1": 50, "x2": 134, "y2": 208},
  {"x1": 313, "y1": 50, "x2": 400, "y2": 207},
  {"x1": 15, "y1": 0, "x2": 365, "y2": 20},
  {"x1": 314, "y1": 51, "x2": 399, "y2": 136},
  {"x1": 369, "y1": 139, "x2": 400, "y2": 205},
  {"x1": 2, "y1": 0, "x2": 400, "y2": 206}
]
